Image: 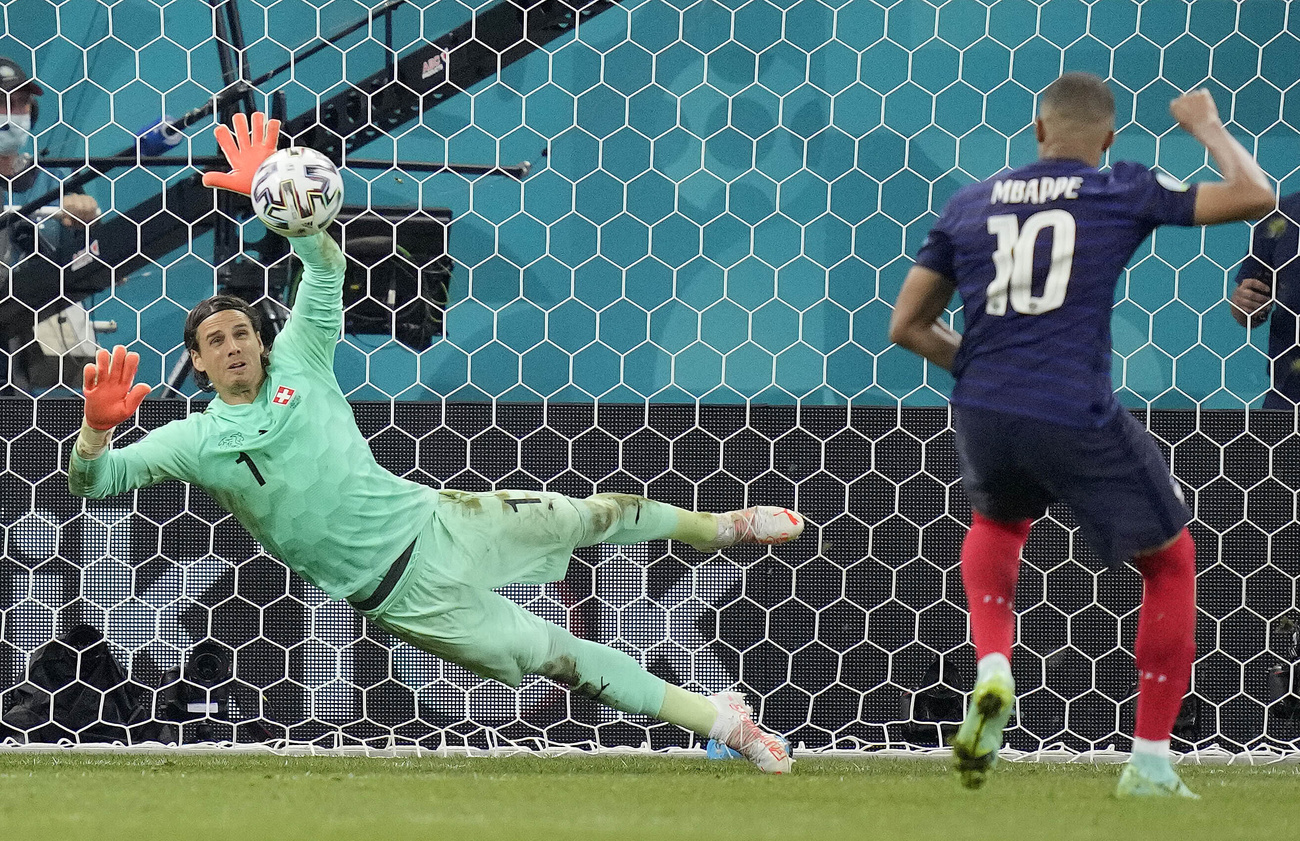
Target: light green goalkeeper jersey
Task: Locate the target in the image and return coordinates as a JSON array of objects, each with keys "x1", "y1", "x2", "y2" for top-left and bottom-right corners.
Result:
[{"x1": 68, "y1": 232, "x2": 439, "y2": 600}]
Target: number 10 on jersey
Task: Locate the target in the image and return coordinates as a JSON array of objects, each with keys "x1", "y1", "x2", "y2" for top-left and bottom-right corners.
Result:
[{"x1": 985, "y1": 209, "x2": 1077, "y2": 316}]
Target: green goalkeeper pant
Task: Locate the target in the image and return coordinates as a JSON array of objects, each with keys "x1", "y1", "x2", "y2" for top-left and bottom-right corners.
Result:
[{"x1": 364, "y1": 491, "x2": 680, "y2": 716}]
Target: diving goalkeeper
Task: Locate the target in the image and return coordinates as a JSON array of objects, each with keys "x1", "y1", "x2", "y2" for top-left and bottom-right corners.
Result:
[{"x1": 67, "y1": 112, "x2": 803, "y2": 773}]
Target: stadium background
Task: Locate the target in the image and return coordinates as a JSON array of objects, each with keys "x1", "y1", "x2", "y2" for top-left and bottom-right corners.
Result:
[{"x1": 1, "y1": 0, "x2": 1298, "y2": 754}]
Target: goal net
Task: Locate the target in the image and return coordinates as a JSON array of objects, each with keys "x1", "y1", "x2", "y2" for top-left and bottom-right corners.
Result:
[{"x1": 1, "y1": 0, "x2": 1298, "y2": 757}]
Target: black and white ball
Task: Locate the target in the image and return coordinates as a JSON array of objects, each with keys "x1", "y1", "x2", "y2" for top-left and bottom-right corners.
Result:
[{"x1": 250, "y1": 147, "x2": 344, "y2": 237}]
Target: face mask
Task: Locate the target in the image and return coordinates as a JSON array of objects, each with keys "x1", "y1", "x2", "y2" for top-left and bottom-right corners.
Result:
[{"x1": 0, "y1": 113, "x2": 32, "y2": 156}]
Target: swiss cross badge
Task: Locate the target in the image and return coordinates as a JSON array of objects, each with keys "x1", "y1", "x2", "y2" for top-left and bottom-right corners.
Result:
[{"x1": 272, "y1": 386, "x2": 295, "y2": 406}]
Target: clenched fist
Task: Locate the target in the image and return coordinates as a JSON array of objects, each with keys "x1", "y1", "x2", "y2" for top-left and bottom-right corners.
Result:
[
  {"x1": 1170, "y1": 88, "x2": 1223, "y2": 136},
  {"x1": 57, "y1": 194, "x2": 99, "y2": 227}
]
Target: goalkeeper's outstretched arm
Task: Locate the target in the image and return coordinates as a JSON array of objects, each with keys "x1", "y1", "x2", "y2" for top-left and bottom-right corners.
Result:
[
  {"x1": 287, "y1": 231, "x2": 347, "y2": 332},
  {"x1": 69, "y1": 346, "x2": 189, "y2": 498},
  {"x1": 270, "y1": 231, "x2": 348, "y2": 370}
]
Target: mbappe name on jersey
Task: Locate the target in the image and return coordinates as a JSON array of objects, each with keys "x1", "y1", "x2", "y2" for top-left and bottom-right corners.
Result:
[{"x1": 990, "y1": 176, "x2": 1084, "y2": 205}]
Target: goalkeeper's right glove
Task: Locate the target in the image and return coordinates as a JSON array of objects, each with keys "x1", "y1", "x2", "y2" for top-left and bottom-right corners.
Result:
[
  {"x1": 202, "y1": 111, "x2": 281, "y2": 196},
  {"x1": 83, "y1": 346, "x2": 151, "y2": 431}
]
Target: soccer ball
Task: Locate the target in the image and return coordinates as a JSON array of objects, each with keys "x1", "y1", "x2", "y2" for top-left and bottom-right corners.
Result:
[{"x1": 250, "y1": 147, "x2": 344, "y2": 237}]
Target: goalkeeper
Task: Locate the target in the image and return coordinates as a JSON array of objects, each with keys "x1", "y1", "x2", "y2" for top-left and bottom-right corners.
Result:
[{"x1": 67, "y1": 112, "x2": 803, "y2": 773}]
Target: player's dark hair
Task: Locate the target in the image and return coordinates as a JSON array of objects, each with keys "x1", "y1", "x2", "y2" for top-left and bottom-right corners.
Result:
[
  {"x1": 183, "y1": 294, "x2": 271, "y2": 392},
  {"x1": 1041, "y1": 72, "x2": 1115, "y2": 125}
]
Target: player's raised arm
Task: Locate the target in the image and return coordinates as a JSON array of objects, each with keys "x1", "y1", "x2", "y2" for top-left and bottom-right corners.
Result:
[
  {"x1": 203, "y1": 110, "x2": 346, "y2": 363},
  {"x1": 1172, "y1": 89, "x2": 1275, "y2": 225},
  {"x1": 889, "y1": 265, "x2": 961, "y2": 371},
  {"x1": 263, "y1": 219, "x2": 348, "y2": 373},
  {"x1": 284, "y1": 225, "x2": 347, "y2": 334}
]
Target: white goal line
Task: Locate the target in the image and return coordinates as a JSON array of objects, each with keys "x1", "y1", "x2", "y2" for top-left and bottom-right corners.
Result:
[{"x1": 1, "y1": 740, "x2": 1297, "y2": 766}]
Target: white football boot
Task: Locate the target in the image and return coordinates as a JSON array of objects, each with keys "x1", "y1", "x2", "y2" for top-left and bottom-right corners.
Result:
[
  {"x1": 707, "y1": 691, "x2": 793, "y2": 774},
  {"x1": 690, "y1": 507, "x2": 806, "y2": 552}
]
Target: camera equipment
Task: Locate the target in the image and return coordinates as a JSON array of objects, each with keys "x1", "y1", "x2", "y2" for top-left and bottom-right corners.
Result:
[
  {"x1": 899, "y1": 652, "x2": 966, "y2": 746},
  {"x1": 309, "y1": 207, "x2": 452, "y2": 351},
  {"x1": 155, "y1": 640, "x2": 235, "y2": 744},
  {"x1": 1268, "y1": 614, "x2": 1300, "y2": 720},
  {"x1": 0, "y1": 624, "x2": 144, "y2": 744}
]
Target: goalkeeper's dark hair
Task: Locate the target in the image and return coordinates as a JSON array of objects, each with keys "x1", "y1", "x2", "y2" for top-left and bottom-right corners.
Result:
[
  {"x1": 1041, "y1": 71, "x2": 1115, "y2": 126},
  {"x1": 183, "y1": 294, "x2": 271, "y2": 392}
]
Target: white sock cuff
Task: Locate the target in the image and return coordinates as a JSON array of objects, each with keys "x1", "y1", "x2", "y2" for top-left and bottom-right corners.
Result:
[
  {"x1": 714, "y1": 512, "x2": 736, "y2": 546},
  {"x1": 707, "y1": 697, "x2": 732, "y2": 742},
  {"x1": 1131, "y1": 737, "x2": 1170, "y2": 758},
  {"x1": 977, "y1": 652, "x2": 1011, "y2": 680}
]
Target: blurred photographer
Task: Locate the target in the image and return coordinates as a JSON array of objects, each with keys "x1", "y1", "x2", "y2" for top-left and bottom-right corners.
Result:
[
  {"x1": 1230, "y1": 191, "x2": 1299, "y2": 409},
  {"x1": 1, "y1": 56, "x2": 102, "y2": 392}
]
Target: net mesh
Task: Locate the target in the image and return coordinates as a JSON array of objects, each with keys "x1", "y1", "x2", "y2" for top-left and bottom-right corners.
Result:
[{"x1": 1, "y1": 0, "x2": 1298, "y2": 756}]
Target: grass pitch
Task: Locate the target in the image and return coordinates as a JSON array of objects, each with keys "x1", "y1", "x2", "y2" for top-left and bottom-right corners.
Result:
[{"x1": 0, "y1": 753, "x2": 1296, "y2": 841}]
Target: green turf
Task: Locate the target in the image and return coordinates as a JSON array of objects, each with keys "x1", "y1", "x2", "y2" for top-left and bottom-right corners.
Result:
[{"x1": 0, "y1": 753, "x2": 1296, "y2": 840}]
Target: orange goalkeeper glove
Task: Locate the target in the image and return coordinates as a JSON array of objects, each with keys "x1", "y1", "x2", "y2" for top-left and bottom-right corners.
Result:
[
  {"x1": 201, "y1": 111, "x2": 281, "y2": 196},
  {"x1": 83, "y1": 346, "x2": 151, "y2": 431}
]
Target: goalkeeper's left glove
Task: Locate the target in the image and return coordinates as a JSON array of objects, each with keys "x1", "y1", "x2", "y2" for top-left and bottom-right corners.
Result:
[{"x1": 202, "y1": 111, "x2": 281, "y2": 196}]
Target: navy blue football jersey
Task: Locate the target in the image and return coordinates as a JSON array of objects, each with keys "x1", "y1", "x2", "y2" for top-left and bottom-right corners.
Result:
[
  {"x1": 1233, "y1": 191, "x2": 1300, "y2": 407},
  {"x1": 915, "y1": 158, "x2": 1199, "y2": 427}
]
